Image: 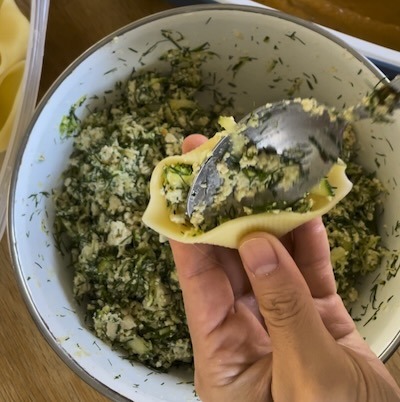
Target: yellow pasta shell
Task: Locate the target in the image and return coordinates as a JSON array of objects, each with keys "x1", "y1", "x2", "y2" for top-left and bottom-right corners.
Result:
[
  {"x1": 0, "y1": 0, "x2": 29, "y2": 76},
  {"x1": 0, "y1": 60, "x2": 25, "y2": 152},
  {"x1": 142, "y1": 134, "x2": 353, "y2": 249}
]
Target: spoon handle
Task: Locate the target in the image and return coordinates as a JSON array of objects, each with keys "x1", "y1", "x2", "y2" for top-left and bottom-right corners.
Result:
[
  {"x1": 352, "y1": 75, "x2": 400, "y2": 120},
  {"x1": 369, "y1": 75, "x2": 400, "y2": 112}
]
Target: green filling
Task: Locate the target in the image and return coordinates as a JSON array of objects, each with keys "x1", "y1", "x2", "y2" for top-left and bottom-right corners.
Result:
[{"x1": 54, "y1": 41, "x2": 388, "y2": 371}]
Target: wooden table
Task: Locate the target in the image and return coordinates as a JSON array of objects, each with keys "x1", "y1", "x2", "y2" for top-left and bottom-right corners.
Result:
[{"x1": 0, "y1": 1, "x2": 399, "y2": 401}]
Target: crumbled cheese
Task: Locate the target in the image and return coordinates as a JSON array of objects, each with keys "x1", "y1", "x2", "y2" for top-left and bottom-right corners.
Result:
[{"x1": 107, "y1": 221, "x2": 131, "y2": 246}]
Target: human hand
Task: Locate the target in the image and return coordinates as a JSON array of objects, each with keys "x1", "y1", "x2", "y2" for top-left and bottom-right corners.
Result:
[{"x1": 169, "y1": 135, "x2": 400, "y2": 402}]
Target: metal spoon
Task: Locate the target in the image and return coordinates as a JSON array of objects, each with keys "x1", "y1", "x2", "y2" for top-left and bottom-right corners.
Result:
[{"x1": 187, "y1": 75, "x2": 400, "y2": 217}]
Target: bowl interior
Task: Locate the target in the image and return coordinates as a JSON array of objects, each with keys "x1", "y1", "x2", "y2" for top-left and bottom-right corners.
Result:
[{"x1": 9, "y1": 5, "x2": 400, "y2": 401}]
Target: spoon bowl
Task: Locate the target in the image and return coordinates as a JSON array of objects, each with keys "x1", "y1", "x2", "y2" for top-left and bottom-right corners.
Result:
[
  {"x1": 187, "y1": 75, "x2": 400, "y2": 217},
  {"x1": 186, "y1": 99, "x2": 344, "y2": 217}
]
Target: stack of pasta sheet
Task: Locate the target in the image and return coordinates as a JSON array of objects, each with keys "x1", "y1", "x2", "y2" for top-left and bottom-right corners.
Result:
[
  {"x1": 0, "y1": 0, "x2": 49, "y2": 239},
  {"x1": 0, "y1": 0, "x2": 29, "y2": 154}
]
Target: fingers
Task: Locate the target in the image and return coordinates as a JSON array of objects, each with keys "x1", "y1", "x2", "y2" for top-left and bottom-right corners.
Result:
[
  {"x1": 214, "y1": 246, "x2": 252, "y2": 298},
  {"x1": 182, "y1": 134, "x2": 207, "y2": 153},
  {"x1": 293, "y1": 217, "x2": 336, "y2": 298},
  {"x1": 169, "y1": 241, "x2": 235, "y2": 343},
  {"x1": 171, "y1": 134, "x2": 244, "y2": 343},
  {"x1": 171, "y1": 133, "x2": 249, "y2": 341},
  {"x1": 238, "y1": 232, "x2": 335, "y2": 361},
  {"x1": 292, "y1": 218, "x2": 356, "y2": 338},
  {"x1": 313, "y1": 294, "x2": 355, "y2": 339}
]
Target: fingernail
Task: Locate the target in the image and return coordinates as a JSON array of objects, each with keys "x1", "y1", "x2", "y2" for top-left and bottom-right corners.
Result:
[{"x1": 239, "y1": 236, "x2": 278, "y2": 277}]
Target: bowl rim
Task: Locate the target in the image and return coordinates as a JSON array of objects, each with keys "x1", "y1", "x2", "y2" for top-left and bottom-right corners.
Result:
[{"x1": 7, "y1": 3, "x2": 393, "y2": 401}]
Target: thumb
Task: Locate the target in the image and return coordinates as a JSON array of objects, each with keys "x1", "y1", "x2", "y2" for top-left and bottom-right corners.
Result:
[{"x1": 238, "y1": 232, "x2": 334, "y2": 361}]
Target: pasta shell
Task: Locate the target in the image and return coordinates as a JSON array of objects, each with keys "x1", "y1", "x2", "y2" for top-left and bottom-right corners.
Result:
[
  {"x1": 143, "y1": 133, "x2": 353, "y2": 249},
  {"x1": 0, "y1": 60, "x2": 25, "y2": 152},
  {"x1": 0, "y1": 0, "x2": 29, "y2": 76}
]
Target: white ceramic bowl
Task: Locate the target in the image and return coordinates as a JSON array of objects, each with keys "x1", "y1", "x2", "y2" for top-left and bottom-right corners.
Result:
[{"x1": 8, "y1": 5, "x2": 400, "y2": 401}]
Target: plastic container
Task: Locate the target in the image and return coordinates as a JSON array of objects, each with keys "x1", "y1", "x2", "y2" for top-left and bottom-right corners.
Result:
[{"x1": 0, "y1": 0, "x2": 49, "y2": 239}]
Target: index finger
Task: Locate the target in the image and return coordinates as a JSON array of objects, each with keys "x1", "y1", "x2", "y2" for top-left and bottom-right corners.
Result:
[
  {"x1": 293, "y1": 217, "x2": 336, "y2": 298},
  {"x1": 169, "y1": 241, "x2": 235, "y2": 343},
  {"x1": 182, "y1": 134, "x2": 208, "y2": 153},
  {"x1": 171, "y1": 134, "x2": 241, "y2": 343}
]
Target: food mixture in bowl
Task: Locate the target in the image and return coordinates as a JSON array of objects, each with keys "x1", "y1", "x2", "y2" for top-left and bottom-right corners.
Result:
[{"x1": 53, "y1": 39, "x2": 388, "y2": 370}]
